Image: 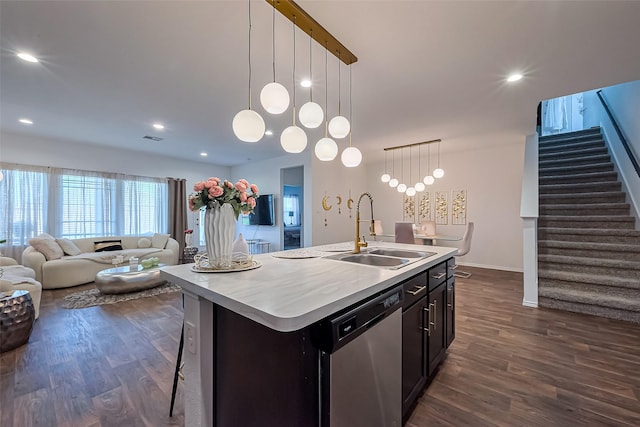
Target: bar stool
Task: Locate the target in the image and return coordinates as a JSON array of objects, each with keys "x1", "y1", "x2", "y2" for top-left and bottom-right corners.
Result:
[{"x1": 256, "y1": 241, "x2": 271, "y2": 254}]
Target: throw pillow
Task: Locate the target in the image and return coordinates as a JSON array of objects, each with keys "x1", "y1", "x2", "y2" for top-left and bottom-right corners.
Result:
[
  {"x1": 137, "y1": 237, "x2": 152, "y2": 248},
  {"x1": 56, "y1": 238, "x2": 82, "y2": 256},
  {"x1": 151, "y1": 233, "x2": 170, "y2": 249},
  {"x1": 94, "y1": 240, "x2": 123, "y2": 252},
  {"x1": 29, "y1": 234, "x2": 64, "y2": 260}
]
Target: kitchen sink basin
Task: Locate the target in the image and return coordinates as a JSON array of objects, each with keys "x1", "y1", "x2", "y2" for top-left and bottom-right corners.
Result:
[
  {"x1": 367, "y1": 248, "x2": 435, "y2": 258},
  {"x1": 325, "y1": 253, "x2": 410, "y2": 268}
]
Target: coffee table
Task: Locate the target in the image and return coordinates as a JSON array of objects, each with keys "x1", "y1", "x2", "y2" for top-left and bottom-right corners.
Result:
[
  {"x1": 95, "y1": 264, "x2": 166, "y2": 294},
  {"x1": 0, "y1": 290, "x2": 35, "y2": 353}
]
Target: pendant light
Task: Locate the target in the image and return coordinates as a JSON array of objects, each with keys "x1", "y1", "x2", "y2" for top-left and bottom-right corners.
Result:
[
  {"x1": 260, "y1": 1, "x2": 290, "y2": 115},
  {"x1": 415, "y1": 144, "x2": 425, "y2": 192},
  {"x1": 397, "y1": 148, "x2": 407, "y2": 193},
  {"x1": 423, "y1": 144, "x2": 435, "y2": 185},
  {"x1": 298, "y1": 30, "x2": 324, "y2": 128},
  {"x1": 314, "y1": 42, "x2": 338, "y2": 161},
  {"x1": 280, "y1": 16, "x2": 307, "y2": 153},
  {"x1": 389, "y1": 149, "x2": 399, "y2": 188},
  {"x1": 329, "y1": 54, "x2": 350, "y2": 139},
  {"x1": 381, "y1": 150, "x2": 391, "y2": 183},
  {"x1": 341, "y1": 65, "x2": 361, "y2": 167},
  {"x1": 433, "y1": 140, "x2": 445, "y2": 178},
  {"x1": 232, "y1": 0, "x2": 265, "y2": 142},
  {"x1": 405, "y1": 146, "x2": 416, "y2": 196}
]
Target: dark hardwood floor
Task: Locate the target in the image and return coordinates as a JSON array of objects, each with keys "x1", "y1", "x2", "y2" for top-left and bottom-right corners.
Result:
[{"x1": 2, "y1": 266, "x2": 639, "y2": 426}]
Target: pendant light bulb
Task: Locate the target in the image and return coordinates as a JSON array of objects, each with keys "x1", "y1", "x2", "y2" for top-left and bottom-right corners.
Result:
[
  {"x1": 299, "y1": 102, "x2": 324, "y2": 128},
  {"x1": 389, "y1": 178, "x2": 399, "y2": 188},
  {"x1": 423, "y1": 175, "x2": 435, "y2": 185},
  {"x1": 415, "y1": 182, "x2": 425, "y2": 192},
  {"x1": 281, "y1": 125, "x2": 307, "y2": 153},
  {"x1": 315, "y1": 137, "x2": 338, "y2": 161},
  {"x1": 397, "y1": 183, "x2": 407, "y2": 193},
  {"x1": 261, "y1": 82, "x2": 290, "y2": 114},
  {"x1": 406, "y1": 187, "x2": 416, "y2": 197},
  {"x1": 233, "y1": 110, "x2": 265, "y2": 143},
  {"x1": 341, "y1": 146, "x2": 362, "y2": 167},
  {"x1": 433, "y1": 168, "x2": 445, "y2": 178},
  {"x1": 329, "y1": 116, "x2": 350, "y2": 138},
  {"x1": 381, "y1": 174, "x2": 391, "y2": 183}
]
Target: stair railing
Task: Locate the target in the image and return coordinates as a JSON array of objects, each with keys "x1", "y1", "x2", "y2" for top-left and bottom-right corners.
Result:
[{"x1": 596, "y1": 90, "x2": 640, "y2": 178}]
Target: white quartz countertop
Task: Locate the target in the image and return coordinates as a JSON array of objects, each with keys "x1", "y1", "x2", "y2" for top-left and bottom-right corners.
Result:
[{"x1": 161, "y1": 241, "x2": 457, "y2": 332}]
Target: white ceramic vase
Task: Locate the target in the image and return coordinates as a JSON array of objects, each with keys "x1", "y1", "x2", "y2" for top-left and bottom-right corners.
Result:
[{"x1": 204, "y1": 203, "x2": 236, "y2": 269}]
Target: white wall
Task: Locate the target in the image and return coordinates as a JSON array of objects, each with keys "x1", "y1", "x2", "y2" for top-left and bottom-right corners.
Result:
[
  {"x1": 601, "y1": 80, "x2": 640, "y2": 154},
  {"x1": 367, "y1": 141, "x2": 526, "y2": 271},
  {"x1": 0, "y1": 131, "x2": 230, "y2": 234}
]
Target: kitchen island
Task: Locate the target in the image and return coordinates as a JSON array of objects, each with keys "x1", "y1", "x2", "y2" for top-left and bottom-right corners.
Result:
[{"x1": 161, "y1": 241, "x2": 457, "y2": 427}]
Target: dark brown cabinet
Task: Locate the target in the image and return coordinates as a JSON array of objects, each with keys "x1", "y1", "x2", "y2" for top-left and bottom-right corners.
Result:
[{"x1": 402, "y1": 258, "x2": 456, "y2": 422}]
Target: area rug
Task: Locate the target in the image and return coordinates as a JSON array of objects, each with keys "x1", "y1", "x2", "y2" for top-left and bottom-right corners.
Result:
[{"x1": 62, "y1": 282, "x2": 181, "y2": 309}]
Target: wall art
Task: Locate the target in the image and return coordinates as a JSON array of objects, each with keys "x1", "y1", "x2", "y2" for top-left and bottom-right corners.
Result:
[
  {"x1": 418, "y1": 192, "x2": 431, "y2": 221},
  {"x1": 435, "y1": 191, "x2": 448, "y2": 225},
  {"x1": 452, "y1": 189, "x2": 467, "y2": 225},
  {"x1": 403, "y1": 195, "x2": 415, "y2": 222}
]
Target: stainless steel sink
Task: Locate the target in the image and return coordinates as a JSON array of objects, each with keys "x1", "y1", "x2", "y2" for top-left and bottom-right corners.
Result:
[
  {"x1": 327, "y1": 253, "x2": 410, "y2": 267},
  {"x1": 368, "y1": 248, "x2": 435, "y2": 258}
]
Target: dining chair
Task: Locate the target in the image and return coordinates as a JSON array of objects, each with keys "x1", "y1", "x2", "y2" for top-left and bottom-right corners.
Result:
[
  {"x1": 454, "y1": 222, "x2": 474, "y2": 278},
  {"x1": 419, "y1": 220, "x2": 436, "y2": 236},
  {"x1": 395, "y1": 222, "x2": 415, "y2": 244}
]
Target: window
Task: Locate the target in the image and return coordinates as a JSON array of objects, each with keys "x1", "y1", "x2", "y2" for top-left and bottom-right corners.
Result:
[
  {"x1": 0, "y1": 164, "x2": 168, "y2": 256},
  {"x1": 282, "y1": 194, "x2": 300, "y2": 226}
]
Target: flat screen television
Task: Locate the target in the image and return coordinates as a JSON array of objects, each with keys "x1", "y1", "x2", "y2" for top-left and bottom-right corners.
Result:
[{"x1": 247, "y1": 194, "x2": 275, "y2": 226}]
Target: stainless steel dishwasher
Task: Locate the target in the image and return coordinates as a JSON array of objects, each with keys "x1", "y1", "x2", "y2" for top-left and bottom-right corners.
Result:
[{"x1": 312, "y1": 284, "x2": 403, "y2": 427}]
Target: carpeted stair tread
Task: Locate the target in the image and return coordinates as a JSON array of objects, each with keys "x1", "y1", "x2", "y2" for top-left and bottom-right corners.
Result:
[
  {"x1": 539, "y1": 146, "x2": 608, "y2": 161},
  {"x1": 538, "y1": 239, "x2": 640, "y2": 253},
  {"x1": 539, "y1": 191, "x2": 626, "y2": 204},
  {"x1": 538, "y1": 215, "x2": 634, "y2": 223},
  {"x1": 538, "y1": 287, "x2": 640, "y2": 312},
  {"x1": 538, "y1": 269, "x2": 640, "y2": 290},
  {"x1": 539, "y1": 298, "x2": 640, "y2": 324},
  {"x1": 539, "y1": 203, "x2": 630, "y2": 216},
  {"x1": 539, "y1": 171, "x2": 618, "y2": 184},
  {"x1": 538, "y1": 227, "x2": 640, "y2": 237},
  {"x1": 538, "y1": 254, "x2": 640, "y2": 270},
  {"x1": 539, "y1": 162, "x2": 613, "y2": 176},
  {"x1": 539, "y1": 181, "x2": 621, "y2": 193},
  {"x1": 539, "y1": 140, "x2": 605, "y2": 155},
  {"x1": 539, "y1": 128, "x2": 603, "y2": 143},
  {"x1": 539, "y1": 153, "x2": 611, "y2": 168}
]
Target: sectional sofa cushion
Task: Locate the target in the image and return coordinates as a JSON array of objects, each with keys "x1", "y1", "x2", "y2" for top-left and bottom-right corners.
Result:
[
  {"x1": 94, "y1": 240, "x2": 123, "y2": 252},
  {"x1": 137, "y1": 237, "x2": 152, "y2": 248},
  {"x1": 56, "y1": 238, "x2": 83, "y2": 256},
  {"x1": 151, "y1": 233, "x2": 170, "y2": 249},
  {"x1": 28, "y1": 234, "x2": 64, "y2": 260}
]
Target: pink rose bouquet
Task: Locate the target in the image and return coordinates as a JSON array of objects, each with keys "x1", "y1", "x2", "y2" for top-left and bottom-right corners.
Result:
[{"x1": 189, "y1": 177, "x2": 259, "y2": 219}]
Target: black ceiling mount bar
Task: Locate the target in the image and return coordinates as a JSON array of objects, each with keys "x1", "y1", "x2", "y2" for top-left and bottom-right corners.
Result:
[
  {"x1": 596, "y1": 90, "x2": 640, "y2": 178},
  {"x1": 383, "y1": 139, "x2": 441, "y2": 151}
]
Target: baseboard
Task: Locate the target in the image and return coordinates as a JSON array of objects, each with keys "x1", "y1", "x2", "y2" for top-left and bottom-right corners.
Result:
[
  {"x1": 522, "y1": 299, "x2": 539, "y2": 308},
  {"x1": 457, "y1": 262, "x2": 523, "y2": 273}
]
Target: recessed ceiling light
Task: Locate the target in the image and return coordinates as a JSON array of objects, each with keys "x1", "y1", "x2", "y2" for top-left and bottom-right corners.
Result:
[
  {"x1": 17, "y1": 52, "x2": 39, "y2": 63},
  {"x1": 507, "y1": 73, "x2": 523, "y2": 83},
  {"x1": 265, "y1": 130, "x2": 273, "y2": 136},
  {"x1": 300, "y1": 79, "x2": 312, "y2": 88},
  {"x1": 200, "y1": 152, "x2": 208, "y2": 157},
  {"x1": 19, "y1": 118, "x2": 33, "y2": 125},
  {"x1": 152, "y1": 123, "x2": 165, "y2": 130}
]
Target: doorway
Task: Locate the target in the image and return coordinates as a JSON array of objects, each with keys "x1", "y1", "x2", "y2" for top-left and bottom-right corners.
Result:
[{"x1": 282, "y1": 166, "x2": 304, "y2": 250}]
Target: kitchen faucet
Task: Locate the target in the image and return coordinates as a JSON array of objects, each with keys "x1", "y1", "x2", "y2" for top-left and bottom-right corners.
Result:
[{"x1": 354, "y1": 192, "x2": 376, "y2": 254}]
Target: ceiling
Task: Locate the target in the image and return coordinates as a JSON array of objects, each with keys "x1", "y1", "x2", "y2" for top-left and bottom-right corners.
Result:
[{"x1": 2, "y1": 1, "x2": 640, "y2": 166}]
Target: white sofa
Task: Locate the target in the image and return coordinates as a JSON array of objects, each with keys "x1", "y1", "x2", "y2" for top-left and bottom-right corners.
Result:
[
  {"x1": 0, "y1": 257, "x2": 42, "y2": 319},
  {"x1": 23, "y1": 235, "x2": 179, "y2": 289}
]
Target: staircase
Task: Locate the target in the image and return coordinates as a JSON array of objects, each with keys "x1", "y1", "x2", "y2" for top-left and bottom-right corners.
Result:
[{"x1": 538, "y1": 127, "x2": 640, "y2": 324}]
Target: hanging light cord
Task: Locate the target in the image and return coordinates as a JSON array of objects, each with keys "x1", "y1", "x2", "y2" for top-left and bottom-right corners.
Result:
[
  {"x1": 437, "y1": 141, "x2": 441, "y2": 167},
  {"x1": 348, "y1": 64, "x2": 352, "y2": 146},
  {"x1": 324, "y1": 40, "x2": 329, "y2": 137},
  {"x1": 409, "y1": 147, "x2": 412, "y2": 185},
  {"x1": 248, "y1": 0, "x2": 252, "y2": 109},
  {"x1": 338, "y1": 53, "x2": 342, "y2": 116},
  {"x1": 272, "y1": 0, "x2": 276, "y2": 82},
  {"x1": 309, "y1": 29, "x2": 313, "y2": 102},
  {"x1": 418, "y1": 144, "x2": 421, "y2": 179},
  {"x1": 392, "y1": 149, "x2": 395, "y2": 177},
  {"x1": 292, "y1": 16, "x2": 296, "y2": 124}
]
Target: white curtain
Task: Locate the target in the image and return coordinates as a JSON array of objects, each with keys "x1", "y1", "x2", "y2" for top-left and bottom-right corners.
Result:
[
  {"x1": 283, "y1": 194, "x2": 300, "y2": 226},
  {"x1": 0, "y1": 163, "x2": 168, "y2": 263}
]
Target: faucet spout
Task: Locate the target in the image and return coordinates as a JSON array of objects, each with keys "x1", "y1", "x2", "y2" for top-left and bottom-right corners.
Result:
[{"x1": 354, "y1": 192, "x2": 375, "y2": 254}]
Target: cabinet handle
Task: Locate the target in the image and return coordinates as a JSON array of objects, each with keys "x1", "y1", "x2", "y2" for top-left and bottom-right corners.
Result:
[
  {"x1": 431, "y1": 301, "x2": 437, "y2": 331},
  {"x1": 422, "y1": 306, "x2": 431, "y2": 336},
  {"x1": 406, "y1": 285, "x2": 426, "y2": 296},
  {"x1": 431, "y1": 272, "x2": 446, "y2": 280},
  {"x1": 449, "y1": 264, "x2": 458, "y2": 270}
]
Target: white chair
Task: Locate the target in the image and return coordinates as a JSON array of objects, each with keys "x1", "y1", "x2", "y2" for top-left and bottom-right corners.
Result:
[
  {"x1": 454, "y1": 222, "x2": 474, "y2": 278},
  {"x1": 420, "y1": 220, "x2": 436, "y2": 236},
  {"x1": 395, "y1": 222, "x2": 415, "y2": 244}
]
